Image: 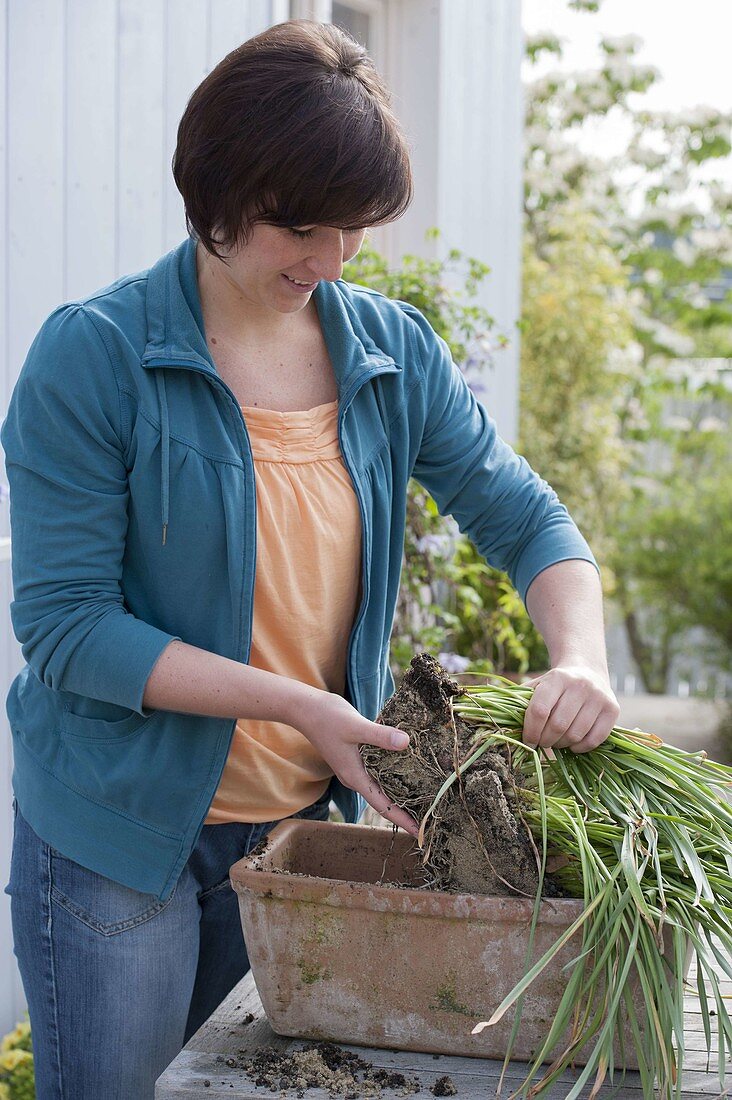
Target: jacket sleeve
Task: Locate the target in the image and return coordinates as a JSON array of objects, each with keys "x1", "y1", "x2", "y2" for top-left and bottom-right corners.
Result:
[
  {"x1": 403, "y1": 302, "x2": 599, "y2": 603},
  {"x1": 1, "y1": 304, "x2": 180, "y2": 714}
]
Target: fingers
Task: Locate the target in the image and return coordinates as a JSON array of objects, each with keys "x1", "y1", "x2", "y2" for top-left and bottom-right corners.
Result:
[
  {"x1": 551, "y1": 700, "x2": 602, "y2": 749},
  {"x1": 521, "y1": 668, "x2": 619, "y2": 753},
  {"x1": 521, "y1": 678, "x2": 569, "y2": 747},
  {"x1": 565, "y1": 694, "x2": 619, "y2": 752},
  {"x1": 364, "y1": 721, "x2": 410, "y2": 752},
  {"x1": 337, "y1": 747, "x2": 419, "y2": 837},
  {"x1": 566, "y1": 712, "x2": 619, "y2": 754},
  {"x1": 362, "y1": 777, "x2": 419, "y2": 836},
  {"x1": 360, "y1": 724, "x2": 417, "y2": 833},
  {"x1": 301, "y1": 700, "x2": 416, "y2": 832}
]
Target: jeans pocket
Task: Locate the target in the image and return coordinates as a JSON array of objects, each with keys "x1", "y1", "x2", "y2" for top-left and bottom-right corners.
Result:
[{"x1": 50, "y1": 848, "x2": 177, "y2": 936}]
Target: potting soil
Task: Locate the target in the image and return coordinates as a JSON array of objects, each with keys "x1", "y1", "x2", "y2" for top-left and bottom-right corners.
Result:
[
  {"x1": 231, "y1": 1041, "x2": 423, "y2": 1097},
  {"x1": 362, "y1": 653, "x2": 562, "y2": 898}
]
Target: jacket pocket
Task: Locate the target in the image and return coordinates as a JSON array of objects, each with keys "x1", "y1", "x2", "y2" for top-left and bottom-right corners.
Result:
[{"x1": 61, "y1": 697, "x2": 154, "y2": 742}]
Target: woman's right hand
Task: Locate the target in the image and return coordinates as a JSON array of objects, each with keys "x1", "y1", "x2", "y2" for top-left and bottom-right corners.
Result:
[
  {"x1": 293, "y1": 689, "x2": 419, "y2": 837},
  {"x1": 143, "y1": 641, "x2": 418, "y2": 835}
]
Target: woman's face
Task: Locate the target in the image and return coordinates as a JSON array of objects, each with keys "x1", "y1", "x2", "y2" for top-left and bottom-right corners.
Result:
[{"x1": 207, "y1": 222, "x2": 367, "y2": 317}]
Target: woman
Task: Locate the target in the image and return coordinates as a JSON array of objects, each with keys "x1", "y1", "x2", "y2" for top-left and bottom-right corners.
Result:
[{"x1": 2, "y1": 20, "x2": 619, "y2": 1099}]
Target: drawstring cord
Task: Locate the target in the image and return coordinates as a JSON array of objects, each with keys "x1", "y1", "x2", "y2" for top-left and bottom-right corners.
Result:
[{"x1": 155, "y1": 371, "x2": 170, "y2": 546}]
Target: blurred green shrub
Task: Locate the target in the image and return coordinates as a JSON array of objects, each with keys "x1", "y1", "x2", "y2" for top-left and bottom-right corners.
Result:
[
  {"x1": 0, "y1": 1016, "x2": 34, "y2": 1100},
  {"x1": 345, "y1": 239, "x2": 547, "y2": 679}
]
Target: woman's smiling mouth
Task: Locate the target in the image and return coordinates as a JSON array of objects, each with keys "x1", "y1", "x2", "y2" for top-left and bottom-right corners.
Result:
[{"x1": 282, "y1": 273, "x2": 318, "y2": 292}]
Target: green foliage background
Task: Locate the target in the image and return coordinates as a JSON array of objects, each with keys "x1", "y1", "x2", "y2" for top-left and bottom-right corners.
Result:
[
  {"x1": 346, "y1": 6, "x2": 732, "y2": 694},
  {"x1": 523, "y1": 14, "x2": 732, "y2": 691},
  {"x1": 344, "y1": 241, "x2": 548, "y2": 679}
]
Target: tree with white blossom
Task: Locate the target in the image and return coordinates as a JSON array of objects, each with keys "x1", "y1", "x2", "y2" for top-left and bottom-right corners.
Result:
[{"x1": 521, "y1": 10, "x2": 732, "y2": 692}]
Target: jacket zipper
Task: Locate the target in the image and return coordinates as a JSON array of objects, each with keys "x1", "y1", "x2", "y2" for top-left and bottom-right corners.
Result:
[
  {"x1": 149, "y1": 356, "x2": 397, "y2": 833},
  {"x1": 149, "y1": 358, "x2": 257, "y2": 832},
  {"x1": 151, "y1": 358, "x2": 256, "y2": 653},
  {"x1": 336, "y1": 361, "x2": 400, "y2": 714}
]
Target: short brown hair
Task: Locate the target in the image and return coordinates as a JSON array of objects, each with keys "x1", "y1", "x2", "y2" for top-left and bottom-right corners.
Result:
[{"x1": 173, "y1": 20, "x2": 413, "y2": 257}]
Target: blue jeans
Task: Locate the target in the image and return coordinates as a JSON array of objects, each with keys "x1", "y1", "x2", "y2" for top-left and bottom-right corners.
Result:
[{"x1": 5, "y1": 788, "x2": 331, "y2": 1099}]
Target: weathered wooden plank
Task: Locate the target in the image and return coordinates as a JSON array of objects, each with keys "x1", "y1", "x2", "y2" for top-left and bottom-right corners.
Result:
[
  {"x1": 157, "y1": 1045, "x2": 732, "y2": 1099},
  {"x1": 158, "y1": 1046, "x2": 644, "y2": 1097},
  {"x1": 185, "y1": 974, "x2": 290, "y2": 1057},
  {"x1": 156, "y1": 966, "x2": 732, "y2": 1100},
  {"x1": 161, "y1": 1043, "x2": 645, "y2": 1098}
]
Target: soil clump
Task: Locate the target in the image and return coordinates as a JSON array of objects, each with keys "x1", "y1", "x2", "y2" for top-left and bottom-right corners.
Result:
[
  {"x1": 234, "y1": 1041, "x2": 421, "y2": 1097},
  {"x1": 362, "y1": 653, "x2": 561, "y2": 898}
]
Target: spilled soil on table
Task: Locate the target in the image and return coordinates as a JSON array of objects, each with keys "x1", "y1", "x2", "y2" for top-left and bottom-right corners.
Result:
[
  {"x1": 219, "y1": 1040, "x2": 456, "y2": 1097},
  {"x1": 362, "y1": 653, "x2": 564, "y2": 899},
  {"x1": 237, "y1": 1042, "x2": 419, "y2": 1096}
]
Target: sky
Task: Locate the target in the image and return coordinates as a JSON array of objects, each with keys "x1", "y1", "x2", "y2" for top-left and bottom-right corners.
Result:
[{"x1": 522, "y1": 0, "x2": 732, "y2": 180}]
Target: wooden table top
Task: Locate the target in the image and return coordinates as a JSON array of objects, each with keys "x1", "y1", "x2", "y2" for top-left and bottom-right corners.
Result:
[{"x1": 156, "y1": 954, "x2": 732, "y2": 1099}]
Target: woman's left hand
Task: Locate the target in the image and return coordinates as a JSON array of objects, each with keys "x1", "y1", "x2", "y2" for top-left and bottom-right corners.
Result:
[{"x1": 520, "y1": 666, "x2": 620, "y2": 754}]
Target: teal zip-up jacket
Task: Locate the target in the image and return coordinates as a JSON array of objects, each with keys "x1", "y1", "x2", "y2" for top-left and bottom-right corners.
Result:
[{"x1": 2, "y1": 237, "x2": 597, "y2": 902}]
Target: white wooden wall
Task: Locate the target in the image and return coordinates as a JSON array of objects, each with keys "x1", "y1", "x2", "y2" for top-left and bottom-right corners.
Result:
[
  {"x1": 0, "y1": 0, "x2": 523, "y2": 1036},
  {"x1": 381, "y1": 0, "x2": 523, "y2": 440}
]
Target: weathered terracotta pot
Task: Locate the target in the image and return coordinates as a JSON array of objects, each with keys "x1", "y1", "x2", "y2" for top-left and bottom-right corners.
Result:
[{"x1": 230, "y1": 820, "x2": 685, "y2": 1066}]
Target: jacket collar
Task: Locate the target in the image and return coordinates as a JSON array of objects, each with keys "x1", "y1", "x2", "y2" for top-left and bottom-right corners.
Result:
[
  {"x1": 141, "y1": 236, "x2": 400, "y2": 392},
  {"x1": 142, "y1": 237, "x2": 401, "y2": 548}
]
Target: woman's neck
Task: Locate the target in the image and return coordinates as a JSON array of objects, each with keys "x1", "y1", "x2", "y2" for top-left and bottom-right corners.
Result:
[{"x1": 195, "y1": 241, "x2": 314, "y2": 349}]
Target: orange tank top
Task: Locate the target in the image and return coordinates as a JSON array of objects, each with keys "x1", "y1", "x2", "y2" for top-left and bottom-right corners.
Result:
[{"x1": 205, "y1": 399, "x2": 362, "y2": 824}]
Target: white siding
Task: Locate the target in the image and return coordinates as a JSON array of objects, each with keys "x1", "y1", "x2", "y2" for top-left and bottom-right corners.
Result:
[
  {"x1": 118, "y1": 1, "x2": 167, "y2": 274},
  {"x1": 209, "y1": 0, "x2": 273, "y2": 66},
  {"x1": 378, "y1": 0, "x2": 523, "y2": 442},
  {"x1": 0, "y1": 0, "x2": 15, "y2": 1036},
  {"x1": 290, "y1": 0, "x2": 333, "y2": 19},
  {"x1": 440, "y1": 0, "x2": 523, "y2": 442},
  {"x1": 7, "y1": 1, "x2": 65, "y2": 395},
  {"x1": 163, "y1": 0, "x2": 209, "y2": 250},
  {"x1": 65, "y1": 0, "x2": 118, "y2": 297},
  {"x1": 0, "y1": 0, "x2": 524, "y2": 1038},
  {"x1": 0, "y1": 0, "x2": 6, "y2": 455}
]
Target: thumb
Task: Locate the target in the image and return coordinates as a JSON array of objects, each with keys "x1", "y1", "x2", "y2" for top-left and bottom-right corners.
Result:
[{"x1": 368, "y1": 722, "x2": 410, "y2": 751}]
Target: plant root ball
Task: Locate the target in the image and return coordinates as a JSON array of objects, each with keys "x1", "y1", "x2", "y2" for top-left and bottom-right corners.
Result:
[{"x1": 362, "y1": 654, "x2": 543, "y2": 897}]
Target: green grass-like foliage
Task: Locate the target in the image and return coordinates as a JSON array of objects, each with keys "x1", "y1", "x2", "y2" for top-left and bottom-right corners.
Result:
[{"x1": 443, "y1": 679, "x2": 732, "y2": 1099}]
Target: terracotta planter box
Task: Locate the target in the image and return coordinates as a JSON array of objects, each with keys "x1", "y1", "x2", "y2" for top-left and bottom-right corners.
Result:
[{"x1": 230, "y1": 820, "x2": 685, "y2": 1066}]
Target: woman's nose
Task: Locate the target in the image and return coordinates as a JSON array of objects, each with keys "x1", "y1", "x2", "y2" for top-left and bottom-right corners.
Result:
[{"x1": 308, "y1": 231, "x2": 345, "y2": 282}]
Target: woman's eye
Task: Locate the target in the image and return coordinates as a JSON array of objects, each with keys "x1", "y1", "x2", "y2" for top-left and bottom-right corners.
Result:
[{"x1": 289, "y1": 228, "x2": 315, "y2": 239}]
